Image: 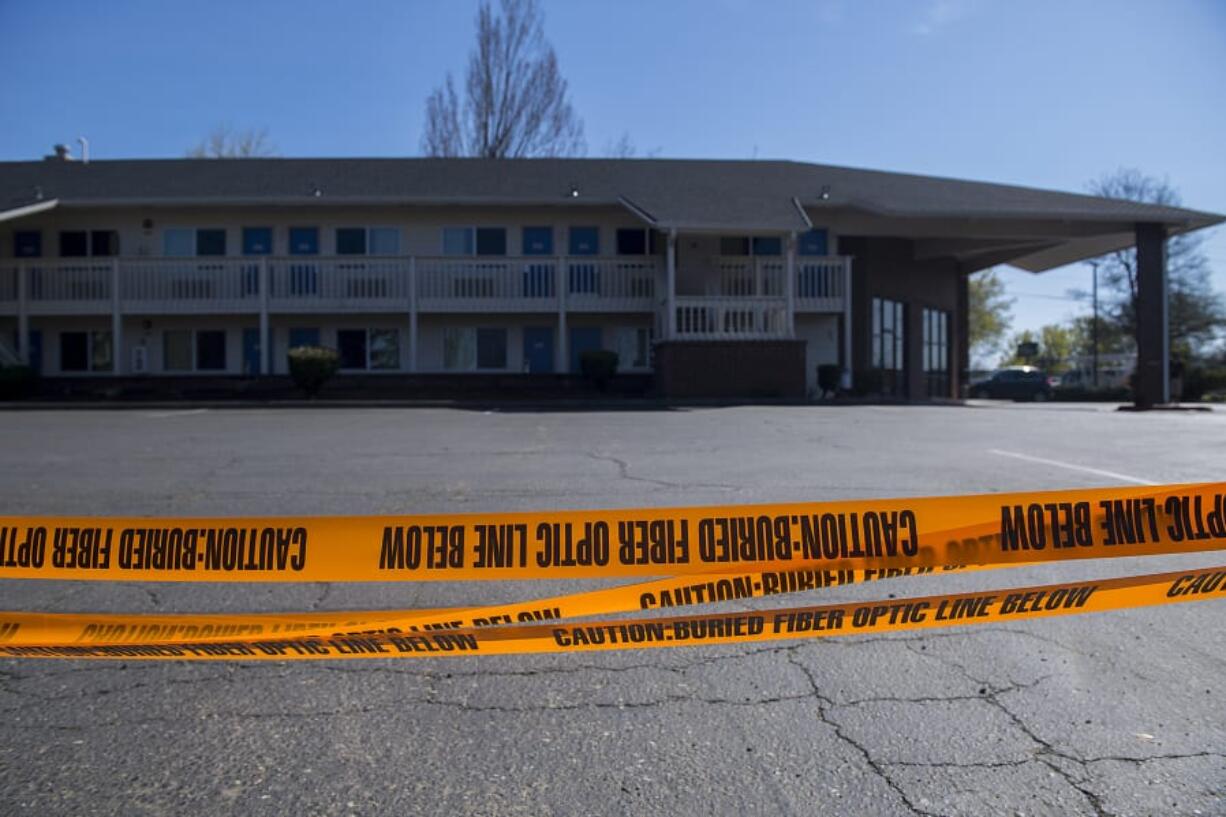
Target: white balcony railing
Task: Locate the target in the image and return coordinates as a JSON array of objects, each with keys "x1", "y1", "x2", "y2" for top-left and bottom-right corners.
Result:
[
  {"x1": 270, "y1": 258, "x2": 411, "y2": 312},
  {"x1": 0, "y1": 255, "x2": 848, "y2": 324},
  {"x1": 795, "y1": 257, "x2": 848, "y2": 312},
  {"x1": 716, "y1": 257, "x2": 786, "y2": 297},
  {"x1": 675, "y1": 296, "x2": 790, "y2": 340}
]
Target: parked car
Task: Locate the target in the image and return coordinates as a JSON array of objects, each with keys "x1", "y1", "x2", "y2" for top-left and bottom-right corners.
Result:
[{"x1": 970, "y1": 366, "x2": 1054, "y2": 401}]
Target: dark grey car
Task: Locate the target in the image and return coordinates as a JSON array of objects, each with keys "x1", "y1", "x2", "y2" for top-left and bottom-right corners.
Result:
[{"x1": 970, "y1": 367, "x2": 1053, "y2": 401}]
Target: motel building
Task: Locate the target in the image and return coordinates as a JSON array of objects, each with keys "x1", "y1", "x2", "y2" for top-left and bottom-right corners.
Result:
[{"x1": 0, "y1": 150, "x2": 1220, "y2": 403}]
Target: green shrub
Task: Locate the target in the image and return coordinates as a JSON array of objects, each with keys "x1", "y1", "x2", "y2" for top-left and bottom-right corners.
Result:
[
  {"x1": 287, "y1": 346, "x2": 340, "y2": 397},
  {"x1": 0, "y1": 365, "x2": 36, "y2": 400},
  {"x1": 1052, "y1": 385, "x2": 1131, "y2": 402},
  {"x1": 1181, "y1": 365, "x2": 1226, "y2": 402},
  {"x1": 578, "y1": 349, "x2": 619, "y2": 391},
  {"x1": 817, "y1": 364, "x2": 842, "y2": 397}
]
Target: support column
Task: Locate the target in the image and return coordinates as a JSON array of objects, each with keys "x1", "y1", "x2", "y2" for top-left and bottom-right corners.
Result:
[
  {"x1": 666, "y1": 230, "x2": 677, "y2": 339},
  {"x1": 785, "y1": 233, "x2": 796, "y2": 337},
  {"x1": 258, "y1": 257, "x2": 270, "y2": 375},
  {"x1": 16, "y1": 263, "x2": 28, "y2": 365},
  {"x1": 408, "y1": 256, "x2": 418, "y2": 373},
  {"x1": 841, "y1": 256, "x2": 853, "y2": 389},
  {"x1": 111, "y1": 259, "x2": 123, "y2": 375},
  {"x1": 556, "y1": 255, "x2": 568, "y2": 372},
  {"x1": 1134, "y1": 222, "x2": 1169, "y2": 408}
]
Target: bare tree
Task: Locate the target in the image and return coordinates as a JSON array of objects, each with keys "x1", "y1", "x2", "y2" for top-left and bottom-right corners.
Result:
[
  {"x1": 187, "y1": 125, "x2": 276, "y2": 158},
  {"x1": 421, "y1": 0, "x2": 584, "y2": 158},
  {"x1": 1087, "y1": 168, "x2": 1223, "y2": 355},
  {"x1": 601, "y1": 131, "x2": 661, "y2": 159}
]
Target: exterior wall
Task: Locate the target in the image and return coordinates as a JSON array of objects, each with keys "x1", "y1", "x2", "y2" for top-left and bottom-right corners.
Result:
[
  {"x1": 654, "y1": 340, "x2": 806, "y2": 399},
  {"x1": 840, "y1": 237, "x2": 961, "y2": 399},
  {"x1": 0, "y1": 204, "x2": 660, "y2": 262}
]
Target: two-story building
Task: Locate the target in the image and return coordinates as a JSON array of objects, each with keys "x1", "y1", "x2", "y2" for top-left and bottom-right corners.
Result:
[{"x1": 1, "y1": 153, "x2": 1219, "y2": 401}]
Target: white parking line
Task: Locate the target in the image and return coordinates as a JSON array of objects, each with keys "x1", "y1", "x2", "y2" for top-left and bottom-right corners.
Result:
[
  {"x1": 142, "y1": 409, "x2": 211, "y2": 419},
  {"x1": 988, "y1": 449, "x2": 1158, "y2": 486}
]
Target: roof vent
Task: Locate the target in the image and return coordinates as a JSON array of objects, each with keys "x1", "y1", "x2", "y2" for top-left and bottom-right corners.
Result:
[{"x1": 45, "y1": 144, "x2": 73, "y2": 162}]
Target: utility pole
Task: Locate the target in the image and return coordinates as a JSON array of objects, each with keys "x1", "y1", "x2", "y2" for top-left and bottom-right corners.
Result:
[{"x1": 1089, "y1": 260, "x2": 1099, "y2": 388}]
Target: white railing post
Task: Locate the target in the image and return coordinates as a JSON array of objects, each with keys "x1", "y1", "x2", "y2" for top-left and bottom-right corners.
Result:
[
  {"x1": 842, "y1": 256, "x2": 853, "y2": 390},
  {"x1": 408, "y1": 256, "x2": 418, "y2": 373},
  {"x1": 666, "y1": 230, "x2": 677, "y2": 339},
  {"x1": 785, "y1": 234, "x2": 796, "y2": 337},
  {"x1": 258, "y1": 257, "x2": 270, "y2": 375},
  {"x1": 16, "y1": 263, "x2": 29, "y2": 365},
  {"x1": 556, "y1": 255, "x2": 568, "y2": 373},
  {"x1": 111, "y1": 258, "x2": 123, "y2": 375}
]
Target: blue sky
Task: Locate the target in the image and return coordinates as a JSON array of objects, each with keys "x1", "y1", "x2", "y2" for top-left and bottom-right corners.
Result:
[{"x1": 2, "y1": 0, "x2": 1223, "y2": 348}]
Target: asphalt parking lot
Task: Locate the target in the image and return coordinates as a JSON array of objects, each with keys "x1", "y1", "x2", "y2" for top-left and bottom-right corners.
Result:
[{"x1": 2, "y1": 402, "x2": 1224, "y2": 817}]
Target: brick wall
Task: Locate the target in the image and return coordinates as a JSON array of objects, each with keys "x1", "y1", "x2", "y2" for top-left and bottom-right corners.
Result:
[{"x1": 654, "y1": 340, "x2": 806, "y2": 398}]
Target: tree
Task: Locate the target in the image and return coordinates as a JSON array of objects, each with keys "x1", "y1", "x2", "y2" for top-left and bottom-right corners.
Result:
[
  {"x1": 187, "y1": 125, "x2": 275, "y2": 158},
  {"x1": 968, "y1": 268, "x2": 1014, "y2": 364},
  {"x1": 602, "y1": 132, "x2": 661, "y2": 159},
  {"x1": 1087, "y1": 169, "x2": 1224, "y2": 357},
  {"x1": 1000, "y1": 324, "x2": 1077, "y2": 374},
  {"x1": 421, "y1": 0, "x2": 584, "y2": 158}
]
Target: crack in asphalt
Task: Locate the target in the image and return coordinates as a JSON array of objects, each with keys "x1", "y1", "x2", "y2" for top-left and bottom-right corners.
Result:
[
  {"x1": 2, "y1": 625, "x2": 1222, "y2": 816},
  {"x1": 585, "y1": 451, "x2": 741, "y2": 491}
]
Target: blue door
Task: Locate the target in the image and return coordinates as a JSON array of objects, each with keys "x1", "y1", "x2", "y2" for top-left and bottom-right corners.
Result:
[
  {"x1": 242, "y1": 328, "x2": 262, "y2": 375},
  {"x1": 569, "y1": 327, "x2": 602, "y2": 373},
  {"x1": 15, "y1": 330, "x2": 42, "y2": 374},
  {"x1": 523, "y1": 327, "x2": 554, "y2": 373}
]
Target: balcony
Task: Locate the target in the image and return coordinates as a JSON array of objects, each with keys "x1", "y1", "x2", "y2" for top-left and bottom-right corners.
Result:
[
  {"x1": 0, "y1": 256, "x2": 850, "y2": 341},
  {"x1": 0, "y1": 256, "x2": 664, "y2": 316}
]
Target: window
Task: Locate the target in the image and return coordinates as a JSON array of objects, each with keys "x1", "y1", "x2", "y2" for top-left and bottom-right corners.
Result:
[
  {"x1": 568, "y1": 226, "x2": 599, "y2": 256},
  {"x1": 615, "y1": 327, "x2": 652, "y2": 369},
  {"x1": 871, "y1": 297, "x2": 905, "y2": 371},
  {"x1": 163, "y1": 229, "x2": 226, "y2": 257},
  {"x1": 163, "y1": 330, "x2": 226, "y2": 372},
  {"x1": 59, "y1": 231, "x2": 88, "y2": 257},
  {"x1": 338, "y1": 329, "x2": 400, "y2": 370},
  {"x1": 443, "y1": 227, "x2": 474, "y2": 256},
  {"x1": 336, "y1": 228, "x2": 367, "y2": 255},
  {"x1": 720, "y1": 236, "x2": 750, "y2": 256},
  {"x1": 242, "y1": 227, "x2": 273, "y2": 255},
  {"x1": 60, "y1": 331, "x2": 112, "y2": 372},
  {"x1": 91, "y1": 231, "x2": 118, "y2": 257},
  {"x1": 798, "y1": 229, "x2": 829, "y2": 256},
  {"x1": 751, "y1": 236, "x2": 782, "y2": 256},
  {"x1": 288, "y1": 227, "x2": 319, "y2": 255},
  {"x1": 443, "y1": 327, "x2": 477, "y2": 370},
  {"x1": 59, "y1": 230, "x2": 118, "y2": 258},
  {"x1": 196, "y1": 330, "x2": 226, "y2": 370},
  {"x1": 368, "y1": 228, "x2": 400, "y2": 256},
  {"x1": 522, "y1": 226, "x2": 553, "y2": 256},
  {"x1": 288, "y1": 327, "x2": 321, "y2": 350},
  {"x1": 923, "y1": 308, "x2": 950, "y2": 398},
  {"x1": 196, "y1": 230, "x2": 226, "y2": 257},
  {"x1": 442, "y1": 327, "x2": 506, "y2": 370},
  {"x1": 14, "y1": 231, "x2": 41, "y2": 258},
  {"x1": 616, "y1": 228, "x2": 653, "y2": 256},
  {"x1": 475, "y1": 228, "x2": 506, "y2": 256},
  {"x1": 871, "y1": 296, "x2": 906, "y2": 397},
  {"x1": 476, "y1": 328, "x2": 507, "y2": 369},
  {"x1": 163, "y1": 229, "x2": 194, "y2": 257},
  {"x1": 720, "y1": 236, "x2": 783, "y2": 256},
  {"x1": 163, "y1": 331, "x2": 193, "y2": 371}
]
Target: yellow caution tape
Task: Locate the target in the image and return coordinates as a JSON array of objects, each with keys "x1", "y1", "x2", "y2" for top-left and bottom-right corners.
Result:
[
  {"x1": 0, "y1": 565, "x2": 977, "y2": 645},
  {"x1": 1, "y1": 482, "x2": 1223, "y2": 582},
  {"x1": 2, "y1": 566, "x2": 1223, "y2": 660}
]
